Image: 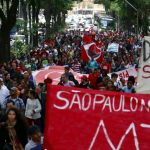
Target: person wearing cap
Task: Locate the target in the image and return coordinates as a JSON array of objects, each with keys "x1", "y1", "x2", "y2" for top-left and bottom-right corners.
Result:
[
  {"x1": 3, "y1": 87, "x2": 25, "y2": 112},
  {"x1": 0, "y1": 78, "x2": 9, "y2": 109}
]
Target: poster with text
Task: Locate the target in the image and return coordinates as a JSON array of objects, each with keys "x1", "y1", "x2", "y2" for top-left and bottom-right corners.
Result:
[
  {"x1": 137, "y1": 36, "x2": 150, "y2": 93},
  {"x1": 44, "y1": 85, "x2": 150, "y2": 150}
]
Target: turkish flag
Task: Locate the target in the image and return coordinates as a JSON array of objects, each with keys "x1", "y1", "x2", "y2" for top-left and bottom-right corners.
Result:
[
  {"x1": 81, "y1": 35, "x2": 103, "y2": 63},
  {"x1": 81, "y1": 43, "x2": 103, "y2": 63}
]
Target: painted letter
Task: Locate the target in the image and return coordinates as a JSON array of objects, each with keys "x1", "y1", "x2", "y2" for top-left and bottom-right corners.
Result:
[
  {"x1": 69, "y1": 93, "x2": 81, "y2": 110},
  {"x1": 130, "y1": 97, "x2": 138, "y2": 112},
  {"x1": 93, "y1": 94, "x2": 105, "y2": 110},
  {"x1": 54, "y1": 91, "x2": 70, "y2": 110},
  {"x1": 102, "y1": 96, "x2": 112, "y2": 112},
  {"x1": 82, "y1": 93, "x2": 92, "y2": 111}
]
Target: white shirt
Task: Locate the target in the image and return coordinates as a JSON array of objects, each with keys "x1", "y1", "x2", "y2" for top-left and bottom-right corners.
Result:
[
  {"x1": 63, "y1": 81, "x2": 75, "y2": 87},
  {"x1": 25, "y1": 98, "x2": 41, "y2": 119},
  {"x1": 25, "y1": 140, "x2": 37, "y2": 150},
  {"x1": 0, "y1": 85, "x2": 9, "y2": 108}
]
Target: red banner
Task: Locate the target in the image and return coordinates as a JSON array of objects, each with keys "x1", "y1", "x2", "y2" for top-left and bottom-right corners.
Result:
[{"x1": 44, "y1": 85, "x2": 150, "y2": 150}]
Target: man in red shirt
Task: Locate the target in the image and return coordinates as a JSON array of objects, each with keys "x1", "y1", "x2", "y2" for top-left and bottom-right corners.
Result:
[
  {"x1": 101, "y1": 59, "x2": 111, "y2": 74},
  {"x1": 88, "y1": 68, "x2": 100, "y2": 89}
]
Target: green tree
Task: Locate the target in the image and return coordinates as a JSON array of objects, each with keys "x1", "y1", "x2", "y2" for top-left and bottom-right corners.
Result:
[
  {"x1": 42, "y1": 0, "x2": 73, "y2": 38},
  {"x1": 0, "y1": 0, "x2": 19, "y2": 63},
  {"x1": 20, "y1": 0, "x2": 40, "y2": 46},
  {"x1": 95, "y1": 0, "x2": 150, "y2": 34}
]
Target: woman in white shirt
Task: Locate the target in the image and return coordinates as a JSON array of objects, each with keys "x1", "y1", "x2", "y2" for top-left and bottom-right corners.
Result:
[{"x1": 25, "y1": 89, "x2": 41, "y2": 127}]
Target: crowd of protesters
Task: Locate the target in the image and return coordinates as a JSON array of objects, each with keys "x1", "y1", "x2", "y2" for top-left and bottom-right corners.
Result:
[{"x1": 0, "y1": 29, "x2": 143, "y2": 149}]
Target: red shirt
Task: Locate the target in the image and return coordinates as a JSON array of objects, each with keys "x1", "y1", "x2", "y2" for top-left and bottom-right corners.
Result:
[
  {"x1": 101, "y1": 63, "x2": 111, "y2": 74},
  {"x1": 88, "y1": 72, "x2": 100, "y2": 89}
]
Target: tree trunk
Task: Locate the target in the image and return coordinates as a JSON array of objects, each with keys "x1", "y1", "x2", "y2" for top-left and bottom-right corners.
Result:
[
  {"x1": 0, "y1": 26, "x2": 10, "y2": 63},
  {"x1": 32, "y1": 3, "x2": 36, "y2": 47},
  {"x1": 28, "y1": 5, "x2": 32, "y2": 45},
  {"x1": 33, "y1": 8, "x2": 39, "y2": 47},
  {"x1": 44, "y1": 9, "x2": 51, "y2": 39},
  {"x1": 57, "y1": 13, "x2": 61, "y2": 24},
  {"x1": 32, "y1": 4, "x2": 39, "y2": 47},
  {"x1": 20, "y1": 0, "x2": 28, "y2": 44},
  {"x1": 0, "y1": 0, "x2": 19, "y2": 63}
]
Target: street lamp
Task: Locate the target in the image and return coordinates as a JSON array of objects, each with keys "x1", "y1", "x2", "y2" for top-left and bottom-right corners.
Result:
[{"x1": 124, "y1": 0, "x2": 138, "y2": 37}]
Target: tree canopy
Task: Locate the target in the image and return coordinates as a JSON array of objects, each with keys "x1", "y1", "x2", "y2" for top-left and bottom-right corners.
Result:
[
  {"x1": 0, "y1": 0, "x2": 76, "y2": 63},
  {"x1": 94, "y1": 0, "x2": 150, "y2": 34}
]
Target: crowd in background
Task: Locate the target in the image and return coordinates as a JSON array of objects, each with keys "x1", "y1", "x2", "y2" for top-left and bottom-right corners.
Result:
[{"x1": 0, "y1": 30, "x2": 143, "y2": 149}]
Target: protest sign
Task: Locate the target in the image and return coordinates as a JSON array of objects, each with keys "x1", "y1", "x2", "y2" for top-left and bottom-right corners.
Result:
[
  {"x1": 107, "y1": 43, "x2": 119, "y2": 53},
  {"x1": 44, "y1": 85, "x2": 150, "y2": 150},
  {"x1": 137, "y1": 36, "x2": 150, "y2": 93},
  {"x1": 108, "y1": 67, "x2": 138, "y2": 84}
]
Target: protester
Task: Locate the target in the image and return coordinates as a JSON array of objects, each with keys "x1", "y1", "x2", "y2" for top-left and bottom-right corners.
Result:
[
  {"x1": 88, "y1": 68, "x2": 100, "y2": 89},
  {"x1": 86, "y1": 56, "x2": 99, "y2": 73},
  {"x1": 4, "y1": 87, "x2": 25, "y2": 112},
  {"x1": 0, "y1": 78, "x2": 10, "y2": 109},
  {"x1": 25, "y1": 89, "x2": 42, "y2": 127},
  {"x1": 0, "y1": 29, "x2": 143, "y2": 146},
  {"x1": 69, "y1": 75, "x2": 79, "y2": 87},
  {"x1": 0, "y1": 108, "x2": 28, "y2": 149},
  {"x1": 79, "y1": 75, "x2": 90, "y2": 89},
  {"x1": 111, "y1": 73, "x2": 119, "y2": 90},
  {"x1": 105, "y1": 80, "x2": 116, "y2": 91},
  {"x1": 64, "y1": 66, "x2": 74, "y2": 79},
  {"x1": 72, "y1": 58, "x2": 81, "y2": 73},
  {"x1": 58, "y1": 74, "x2": 75, "y2": 87},
  {"x1": 122, "y1": 80, "x2": 136, "y2": 93},
  {"x1": 25, "y1": 125, "x2": 42, "y2": 150},
  {"x1": 4, "y1": 73, "x2": 13, "y2": 90}
]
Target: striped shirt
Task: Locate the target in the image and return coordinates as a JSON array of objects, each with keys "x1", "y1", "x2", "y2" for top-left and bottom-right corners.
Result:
[{"x1": 72, "y1": 63, "x2": 81, "y2": 73}]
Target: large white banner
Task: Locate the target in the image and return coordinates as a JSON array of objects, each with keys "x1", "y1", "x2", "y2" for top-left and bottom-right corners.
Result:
[
  {"x1": 136, "y1": 36, "x2": 150, "y2": 93},
  {"x1": 108, "y1": 67, "x2": 138, "y2": 84},
  {"x1": 32, "y1": 66, "x2": 88, "y2": 85}
]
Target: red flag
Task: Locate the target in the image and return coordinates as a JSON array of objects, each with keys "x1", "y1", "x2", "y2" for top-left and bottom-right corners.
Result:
[
  {"x1": 82, "y1": 34, "x2": 103, "y2": 63},
  {"x1": 83, "y1": 34, "x2": 93, "y2": 44},
  {"x1": 81, "y1": 42, "x2": 103, "y2": 63}
]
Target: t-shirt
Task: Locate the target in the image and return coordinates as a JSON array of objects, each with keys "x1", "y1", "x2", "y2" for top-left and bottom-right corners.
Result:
[
  {"x1": 25, "y1": 140, "x2": 42, "y2": 150},
  {"x1": 31, "y1": 144, "x2": 42, "y2": 150},
  {"x1": 122, "y1": 86, "x2": 135, "y2": 93},
  {"x1": 63, "y1": 81, "x2": 75, "y2": 87},
  {"x1": 0, "y1": 85, "x2": 9, "y2": 108}
]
